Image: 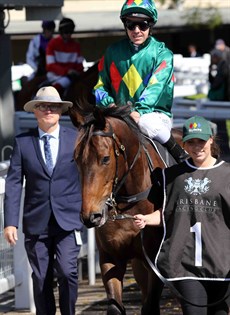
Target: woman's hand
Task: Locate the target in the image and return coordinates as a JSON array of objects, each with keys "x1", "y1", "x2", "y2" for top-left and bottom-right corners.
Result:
[
  {"x1": 134, "y1": 214, "x2": 147, "y2": 229},
  {"x1": 134, "y1": 210, "x2": 162, "y2": 228}
]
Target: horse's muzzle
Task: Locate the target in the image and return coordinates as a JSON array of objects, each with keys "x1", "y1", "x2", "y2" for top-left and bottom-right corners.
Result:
[{"x1": 81, "y1": 204, "x2": 109, "y2": 228}]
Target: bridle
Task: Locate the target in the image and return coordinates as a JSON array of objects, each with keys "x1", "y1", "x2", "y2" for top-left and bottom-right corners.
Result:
[{"x1": 92, "y1": 121, "x2": 153, "y2": 221}]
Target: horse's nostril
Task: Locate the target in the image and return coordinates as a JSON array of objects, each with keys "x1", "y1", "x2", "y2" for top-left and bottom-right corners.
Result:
[
  {"x1": 90, "y1": 213, "x2": 102, "y2": 224},
  {"x1": 80, "y1": 211, "x2": 103, "y2": 228}
]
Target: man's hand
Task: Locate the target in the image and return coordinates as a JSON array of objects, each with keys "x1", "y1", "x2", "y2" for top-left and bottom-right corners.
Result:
[
  {"x1": 4, "y1": 226, "x2": 18, "y2": 246},
  {"x1": 130, "y1": 111, "x2": 140, "y2": 123}
]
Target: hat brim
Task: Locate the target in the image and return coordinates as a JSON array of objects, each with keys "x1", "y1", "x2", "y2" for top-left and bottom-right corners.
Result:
[
  {"x1": 182, "y1": 133, "x2": 211, "y2": 142},
  {"x1": 24, "y1": 99, "x2": 73, "y2": 113}
]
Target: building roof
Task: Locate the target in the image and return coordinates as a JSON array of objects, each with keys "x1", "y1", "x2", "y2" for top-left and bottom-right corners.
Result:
[{"x1": 3, "y1": 1, "x2": 230, "y2": 36}]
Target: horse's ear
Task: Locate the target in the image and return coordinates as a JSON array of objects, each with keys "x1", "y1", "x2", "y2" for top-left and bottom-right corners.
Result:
[
  {"x1": 68, "y1": 105, "x2": 85, "y2": 129},
  {"x1": 93, "y1": 107, "x2": 106, "y2": 130},
  {"x1": 68, "y1": 100, "x2": 95, "y2": 129}
]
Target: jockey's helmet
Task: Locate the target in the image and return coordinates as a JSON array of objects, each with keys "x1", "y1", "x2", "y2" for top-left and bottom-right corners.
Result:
[
  {"x1": 59, "y1": 18, "x2": 75, "y2": 34},
  {"x1": 120, "y1": 0, "x2": 158, "y2": 25},
  {"x1": 42, "y1": 20, "x2": 55, "y2": 31}
]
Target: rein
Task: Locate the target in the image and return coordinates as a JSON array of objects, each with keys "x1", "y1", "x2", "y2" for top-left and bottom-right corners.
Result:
[{"x1": 92, "y1": 122, "x2": 151, "y2": 221}]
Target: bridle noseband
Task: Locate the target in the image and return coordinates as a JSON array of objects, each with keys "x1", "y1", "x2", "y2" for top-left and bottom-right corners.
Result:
[{"x1": 92, "y1": 122, "x2": 151, "y2": 221}]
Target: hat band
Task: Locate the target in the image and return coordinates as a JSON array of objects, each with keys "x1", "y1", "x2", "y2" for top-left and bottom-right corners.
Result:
[{"x1": 34, "y1": 95, "x2": 62, "y2": 103}]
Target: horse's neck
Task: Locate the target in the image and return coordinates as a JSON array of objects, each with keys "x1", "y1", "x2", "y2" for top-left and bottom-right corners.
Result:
[{"x1": 122, "y1": 145, "x2": 153, "y2": 195}]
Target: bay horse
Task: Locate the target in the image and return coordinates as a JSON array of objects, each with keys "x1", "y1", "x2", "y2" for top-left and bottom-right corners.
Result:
[{"x1": 70, "y1": 103, "x2": 171, "y2": 315}]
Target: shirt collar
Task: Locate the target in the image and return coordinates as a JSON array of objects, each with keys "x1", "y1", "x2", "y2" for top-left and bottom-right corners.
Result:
[{"x1": 39, "y1": 125, "x2": 60, "y2": 140}]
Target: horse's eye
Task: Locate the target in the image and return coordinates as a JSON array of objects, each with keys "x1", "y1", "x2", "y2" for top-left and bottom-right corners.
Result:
[{"x1": 102, "y1": 156, "x2": 110, "y2": 165}]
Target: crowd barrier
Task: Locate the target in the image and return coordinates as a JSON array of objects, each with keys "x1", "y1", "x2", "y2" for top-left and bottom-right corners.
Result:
[
  {"x1": 173, "y1": 54, "x2": 210, "y2": 97},
  {"x1": 173, "y1": 98, "x2": 230, "y2": 120}
]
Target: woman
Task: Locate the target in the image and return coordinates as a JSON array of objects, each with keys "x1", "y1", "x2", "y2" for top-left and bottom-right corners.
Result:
[{"x1": 135, "y1": 115, "x2": 230, "y2": 315}]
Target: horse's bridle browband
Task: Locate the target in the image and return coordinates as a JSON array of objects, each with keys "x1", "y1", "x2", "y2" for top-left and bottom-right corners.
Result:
[{"x1": 92, "y1": 122, "x2": 152, "y2": 220}]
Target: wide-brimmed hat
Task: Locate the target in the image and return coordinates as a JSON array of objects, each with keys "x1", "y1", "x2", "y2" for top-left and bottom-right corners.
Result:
[
  {"x1": 183, "y1": 116, "x2": 213, "y2": 142},
  {"x1": 24, "y1": 86, "x2": 73, "y2": 113}
]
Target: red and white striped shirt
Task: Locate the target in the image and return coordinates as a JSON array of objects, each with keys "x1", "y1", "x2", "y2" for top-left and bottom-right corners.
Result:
[{"x1": 46, "y1": 35, "x2": 84, "y2": 80}]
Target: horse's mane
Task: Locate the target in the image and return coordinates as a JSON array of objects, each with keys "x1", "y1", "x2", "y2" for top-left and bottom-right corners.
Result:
[{"x1": 72, "y1": 102, "x2": 146, "y2": 160}]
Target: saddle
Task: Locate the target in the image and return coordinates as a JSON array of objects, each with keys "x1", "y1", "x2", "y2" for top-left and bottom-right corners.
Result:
[{"x1": 144, "y1": 135, "x2": 177, "y2": 168}]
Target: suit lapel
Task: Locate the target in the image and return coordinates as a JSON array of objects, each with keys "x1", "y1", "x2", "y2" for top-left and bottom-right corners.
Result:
[{"x1": 55, "y1": 126, "x2": 65, "y2": 167}]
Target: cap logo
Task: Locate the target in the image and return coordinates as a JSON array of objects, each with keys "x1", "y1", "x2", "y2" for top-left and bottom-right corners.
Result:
[
  {"x1": 189, "y1": 122, "x2": 202, "y2": 133},
  {"x1": 127, "y1": 0, "x2": 145, "y2": 6}
]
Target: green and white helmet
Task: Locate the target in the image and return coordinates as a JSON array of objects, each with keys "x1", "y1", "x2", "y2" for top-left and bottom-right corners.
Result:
[{"x1": 120, "y1": 0, "x2": 158, "y2": 25}]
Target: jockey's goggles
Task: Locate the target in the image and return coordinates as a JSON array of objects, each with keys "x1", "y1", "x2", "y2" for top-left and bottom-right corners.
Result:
[{"x1": 125, "y1": 20, "x2": 150, "y2": 31}]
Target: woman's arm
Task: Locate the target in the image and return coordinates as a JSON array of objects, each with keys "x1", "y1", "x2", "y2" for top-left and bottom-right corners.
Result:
[{"x1": 134, "y1": 209, "x2": 162, "y2": 229}]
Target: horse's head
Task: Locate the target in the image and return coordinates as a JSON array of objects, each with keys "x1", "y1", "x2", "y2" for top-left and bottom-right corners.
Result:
[{"x1": 73, "y1": 104, "x2": 144, "y2": 228}]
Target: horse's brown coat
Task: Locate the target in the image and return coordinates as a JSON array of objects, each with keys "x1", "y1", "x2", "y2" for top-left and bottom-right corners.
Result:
[{"x1": 71, "y1": 105, "x2": 166, "y2": 315}]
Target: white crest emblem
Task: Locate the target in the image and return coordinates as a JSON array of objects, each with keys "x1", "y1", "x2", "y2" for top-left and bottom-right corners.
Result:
[{"x1": 184, "y1": 177, "x2": 211, "y2": 195}]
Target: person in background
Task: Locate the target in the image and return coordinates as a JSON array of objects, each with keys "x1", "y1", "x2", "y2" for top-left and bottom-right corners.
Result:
[
  {"x1": 4, "y1": 86, "x2": 83, "y2": 315},
  {"x1": 26, "y1": 20, "x2": 56, "y2": 80},
  {"x1": 208, "y1": 48, "x2": 230, "y2": 157},
  {"x1": 208, "y1": 49, "x2": 229, "y2": 101},
  {"x1": 94, "y1": 0, "x2": 188, "y2": 164},
  {"x1": 134, "y1": 115, "x2": 230, "y2": 315},
  {"x1": 214, "y1": 39, "x2": 230, "y2": 102},
  {"x1": 215, "y1": 39, "x2": 230, "y2": 64},
  {"x1": 187, "y1": 43, "x2": 202, "y2": 57},
  {"x1": 46, "y1": 17, "x2": 84, "y2": 97}
]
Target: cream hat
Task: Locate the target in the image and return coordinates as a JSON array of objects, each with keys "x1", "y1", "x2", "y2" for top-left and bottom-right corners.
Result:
[{"x1": 24, "y1": 86, "x2": 73, "y2": 113}]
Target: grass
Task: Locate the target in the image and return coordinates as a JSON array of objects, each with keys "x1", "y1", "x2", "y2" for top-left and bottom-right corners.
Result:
[{"x1": 227, "y1": 120, "x2": 230, "y2": 138}]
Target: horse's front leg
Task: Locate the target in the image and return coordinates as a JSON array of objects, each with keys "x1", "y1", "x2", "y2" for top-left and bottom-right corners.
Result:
[
  {"x1": 100, "y1": 256, "x2": 127, "y2": 315},
  {"x1": 132, "y1": 258, "x2": 163, "y2": 315}
]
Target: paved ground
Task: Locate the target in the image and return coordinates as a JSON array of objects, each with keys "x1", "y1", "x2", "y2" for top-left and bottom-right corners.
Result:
[{"x1": 0, "y1": 266, "x2": 182, "y2": 315}]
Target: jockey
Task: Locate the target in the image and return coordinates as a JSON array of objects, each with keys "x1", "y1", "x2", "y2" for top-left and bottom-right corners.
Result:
[
  {"x1": 26, "y1": 20, "x2": 55, "y2": 80},
  {"x1": 94, "y1": 0, "x2": 188, "y2": 163},
  {"x1": 46, "y1": 18, "x2": 85, "y2": 97}
]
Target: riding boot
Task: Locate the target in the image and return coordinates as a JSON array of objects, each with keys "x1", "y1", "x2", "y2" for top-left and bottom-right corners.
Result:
[{"x1": 163, "y1": 135, "x2": 189, "y2": 163}]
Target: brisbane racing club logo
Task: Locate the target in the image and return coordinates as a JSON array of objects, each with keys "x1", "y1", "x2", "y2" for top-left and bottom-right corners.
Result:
[{"x1": 184, "y1": 177, "x2": 211, "y2": 195}]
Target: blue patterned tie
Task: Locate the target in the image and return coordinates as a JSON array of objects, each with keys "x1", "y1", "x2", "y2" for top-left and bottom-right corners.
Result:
[{"x1": 43, "y1": 135, "x2": 53, "y2": 174}]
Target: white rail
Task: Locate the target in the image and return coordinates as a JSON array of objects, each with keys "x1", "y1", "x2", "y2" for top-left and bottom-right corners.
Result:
[{"x1": 172, "y1": 99, "x2": 230, "y2": 120}]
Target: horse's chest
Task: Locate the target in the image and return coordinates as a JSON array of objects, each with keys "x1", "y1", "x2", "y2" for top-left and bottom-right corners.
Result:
[{"x1": 96, "y1": 225, "x2": 137, "y2": 258}]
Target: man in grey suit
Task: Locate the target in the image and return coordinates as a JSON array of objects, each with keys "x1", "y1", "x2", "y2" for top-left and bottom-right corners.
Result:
[{"x1": 4, "y1": 86, "x2": 83, "y2": 315}]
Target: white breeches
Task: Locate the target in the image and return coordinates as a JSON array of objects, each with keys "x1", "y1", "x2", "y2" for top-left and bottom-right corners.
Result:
[
  {"x1": 47, "y1": 72, "x2": 71, "y2": 89},
  {"x1": 138, "y1": 112, "x2": 172, "y2": 144}
]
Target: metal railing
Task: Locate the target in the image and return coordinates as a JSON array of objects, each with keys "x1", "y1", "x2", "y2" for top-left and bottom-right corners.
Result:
[
  {"x1": 172, "y1": 99, "x2": 230, "y2": 120},
  {"x1": 0, "y1": 174, "x2": 15, "y2": 295}
]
